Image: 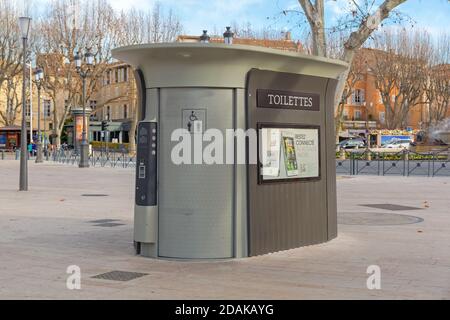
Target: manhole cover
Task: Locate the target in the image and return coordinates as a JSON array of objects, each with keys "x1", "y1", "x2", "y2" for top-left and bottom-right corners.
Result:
[
  {"x1": 81, "y1": 194, "x2": 109, "y2": 197},
  {"x1": 360, "y1": 204, "x2": 422, "y2": 211},
  {"x1": 338, "y1": 211, "x2": 423, "y2": 226},
  {"x1": 93, "y1": 222, "x2": 125, "y2": 227},
  {"x1": 88, "y1": 219, "x2": 120, "y2": 223},
  {"x1": 92, "y1": 270, "x2": 148, "y2": 282}
]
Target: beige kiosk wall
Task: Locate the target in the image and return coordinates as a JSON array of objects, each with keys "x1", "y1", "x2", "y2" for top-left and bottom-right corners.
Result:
[
  {"x1": 112, "y1": 43, "x2": 347, "y2": 259},
  {"x1": 113, "y1": 43, "x2": 347, "y2": 89}
]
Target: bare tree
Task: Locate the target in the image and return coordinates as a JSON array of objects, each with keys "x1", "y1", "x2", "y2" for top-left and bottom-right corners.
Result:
[
  {"x1": 0, "y1": 0, "x2": 23, "y2": 121},
  {"x1": 33, "y1": 0, "x2": 124, "y2": 147},
  {"x1": 115, "y1": 2, "x2": 182, "y2": 46},
  {"x1": 228, "y1": 22, "x2": 289, "y2": 40},
  {"x1": 334, "y1": 48, "x2": 366, "y2": 138},
  {"x1": 0, "y1": 0, "x2": 22, "y2": 87},
  {"x1": 423, "y1": 34, "x2": 450, "y2": 128},
  {"x1": 369, "y1": 29, "x2": 431, "y2": 129},
  {"x1": 115, "y1": 3, "x2": 183, "y2": 154},
  {"x1": 294, "y1": 0, "x2": 409, "y2": 113},
  {"x1": 0, "y1": 78, "x2": 22, "y2": 126}
]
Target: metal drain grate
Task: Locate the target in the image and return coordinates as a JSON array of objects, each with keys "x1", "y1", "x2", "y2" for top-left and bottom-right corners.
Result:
[
  {"x1": 82, "y1": 194, "x2": 109, "y2": 197},
  {"x1": 88, "y1": 219, "x2": 120, "y2": 223},
  {"x1": 339, "y1": 211, "x2": 423, "y2": 226},
  {"x1": 360, "y1": 204, "x2": 422, "y2": 211},
  {"x1": 93, "y1": 222, "x2": 125, "y2": 227},
  {"x1": 92, "y1": 270, "x2": 148, "y2": 282}
]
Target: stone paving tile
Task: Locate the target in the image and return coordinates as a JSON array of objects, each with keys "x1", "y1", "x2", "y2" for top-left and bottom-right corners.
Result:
[{"x1": 0, "y1": 160, "x2": 449, "y2": 299}]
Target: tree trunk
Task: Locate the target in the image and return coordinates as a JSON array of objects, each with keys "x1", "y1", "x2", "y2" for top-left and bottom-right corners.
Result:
[
  {"x1": 335, "y1": 49, "x2": 356, "y2": 109},
  {"x1": 335, "y1": 102, "x2": 346, "y2": 143},
  {"x1": 54, "y1": 119, "x2": 62, "y2": 148},
  {"x1": 52, "y1": 98, "x2": 61, "y2": 148},
  {"x1": 53, "y1": 123, "x2": 60, "y2": 148},
  {"x1": 311, "y1": 23, "x2": 326, "y2": 57},
  {"x1": 55, "y1": 133, "x2": 61, "y2": 148},
  {"x1": 333, "y1": 49, "x2": 355, "y2": 138},
  {"x1": 128, "y1": 111, "x2": 137, "y2": 155}
]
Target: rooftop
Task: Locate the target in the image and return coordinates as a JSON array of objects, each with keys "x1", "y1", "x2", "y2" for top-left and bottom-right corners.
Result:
[{"x1": 177, "y1": 33, "x2": 302, "y2": 52}]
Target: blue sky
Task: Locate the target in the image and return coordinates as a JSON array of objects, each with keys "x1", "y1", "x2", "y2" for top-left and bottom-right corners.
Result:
[
  {"x1": 23, "y1": 0, "x2": 450, "y2": 39},
  {"x1": 110, "y1": 0, "x2": 450, "y2": 38}
]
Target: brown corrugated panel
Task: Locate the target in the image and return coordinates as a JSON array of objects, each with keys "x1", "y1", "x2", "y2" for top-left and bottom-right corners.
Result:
[
  {"x1": 246, "y1": 69, "x2": 337, "y2": 256},
  {"x1": 325, "y1": 78, "x2": 339, "y2": 240}
]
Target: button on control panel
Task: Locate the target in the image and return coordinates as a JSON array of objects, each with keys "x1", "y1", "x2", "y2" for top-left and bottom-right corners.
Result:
[{"x1": 135, "y1": 122, "x2": 157, "y2": 206}]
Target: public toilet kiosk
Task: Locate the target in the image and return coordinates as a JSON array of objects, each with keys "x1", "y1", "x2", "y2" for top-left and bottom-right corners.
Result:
[{"x1": 112, "y1": 43, "x2": 348, "y2": 259}]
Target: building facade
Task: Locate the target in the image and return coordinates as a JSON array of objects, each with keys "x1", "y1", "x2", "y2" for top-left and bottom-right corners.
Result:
[
  {"x1": 339, "y1": 49, "x2": 449, "y2": 138},
  {"x1": 0, "y1": 67, "x2": 61, "y2": 149},
  {"x1": 85, "y1": 62, "x2": 137, "y2": 145}
]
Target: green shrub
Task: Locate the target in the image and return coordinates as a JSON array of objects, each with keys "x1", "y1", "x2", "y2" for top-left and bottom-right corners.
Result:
[
  {"x1": 335, "y1": 151, "x2": 447, "y2": 161},
  {"x1": 91, "y1": 141, "x2": 129, "y2": 152}
]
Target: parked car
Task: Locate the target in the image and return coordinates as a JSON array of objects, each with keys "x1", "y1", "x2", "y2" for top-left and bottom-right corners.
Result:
[
  {"x1": 337, "y1": 138, "x2": 366, "y2": 150},
  {"x1": 382, "y1": 138, "x2": 412, "y2": 149}
]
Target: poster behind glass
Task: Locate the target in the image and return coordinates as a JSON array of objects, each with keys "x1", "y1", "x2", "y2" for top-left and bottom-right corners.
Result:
[{"x1": 260, "y1": 126, "x2": 320, "y2": 182}]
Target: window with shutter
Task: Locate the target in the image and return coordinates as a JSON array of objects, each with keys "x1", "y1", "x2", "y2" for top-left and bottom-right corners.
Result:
[
  {"x1": 25, "y1": 100, "x2": 31, "y2": 116},
  {"x1": 354, "y1": 89, "x2": 364, "y2": 104},
  {"x1": 44, "y1": 100, "x2": 51, "y2": 117}
]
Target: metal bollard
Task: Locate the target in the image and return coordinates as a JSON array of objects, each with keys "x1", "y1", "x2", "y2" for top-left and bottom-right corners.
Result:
[
  {"x1": 15, "y1": 149, "x2": 20, "y2": 160},
  {"x1": 1, "y1": 150, "x2": 4, "y2": 160}
]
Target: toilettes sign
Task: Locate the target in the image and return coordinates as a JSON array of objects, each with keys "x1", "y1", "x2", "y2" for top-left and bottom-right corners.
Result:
[{"x1": 257, "y1": 89, "x2": 320, "y2": 111}]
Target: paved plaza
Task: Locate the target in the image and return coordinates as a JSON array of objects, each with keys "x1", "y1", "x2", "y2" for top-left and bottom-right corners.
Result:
[{"x1": 0, "y1": 160, "x2": 449, "y2": 299}]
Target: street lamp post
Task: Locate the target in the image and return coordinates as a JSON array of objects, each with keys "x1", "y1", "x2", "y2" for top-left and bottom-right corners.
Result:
[
  {"x1": 28, "y1": 63, "x2": 33, "y2": 144},
  {"x1": 74, "y1": 49, "x2": 94, "y2": 168},
  {"x1": 44, "y1": 109, "x2": 48, "y2": 161},
  {"x1": 34, "y1": 67, "x2": 44, "y2": 163},
  {"x1": 18, "y1": 16, "x2": 31, "y2": 191}
]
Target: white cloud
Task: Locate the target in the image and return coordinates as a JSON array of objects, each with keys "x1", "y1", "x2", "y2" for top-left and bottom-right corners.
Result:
[
  {"x1": 327, "y1": 0, "x2": 348, "y2": 16},
  {"x1": 326, "y1": 0, "x2": 365, "y2": 17},
  {"x1": 108, "y1": 0, "x2": 154, "y2": 11}
]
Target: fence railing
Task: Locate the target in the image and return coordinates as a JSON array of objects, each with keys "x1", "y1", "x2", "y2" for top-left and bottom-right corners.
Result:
[
  {"x1": 336, "y1": 149, "x2": 450, "y2": 177},
  {"x1": 4, "y1": 147, "x2": 449, "y2": 177},
  {"x1": 51, "y1": 149, "x2": 136, "y2": 169}
]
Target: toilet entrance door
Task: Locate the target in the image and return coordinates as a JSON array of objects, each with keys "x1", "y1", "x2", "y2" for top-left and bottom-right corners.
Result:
[{"x1": 158, "y1": 88, "x2": 234, "y2": 259}]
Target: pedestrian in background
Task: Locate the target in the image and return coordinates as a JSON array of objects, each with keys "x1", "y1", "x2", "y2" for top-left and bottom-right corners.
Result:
[
  {"x1": 32, "y1": 143, "x2": 37, "y2": 156},
  {"x1": 27, "y1": 143, "x2": 33, "y2": 157}
]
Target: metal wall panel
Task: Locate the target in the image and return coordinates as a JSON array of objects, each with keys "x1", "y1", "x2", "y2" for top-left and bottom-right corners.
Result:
[
  {"x1": 246, "y1": 69, "x2": 336, "y2": 256},
  {"x1": 234, "y1": 88, "x2": 248, "y2": 258},
  {"x1": 158, "y1": 88, "x2": 234, "y2": 259},
  {"x1": 325, "y1": 79, "x2": 339, "y2": 239}
]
